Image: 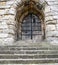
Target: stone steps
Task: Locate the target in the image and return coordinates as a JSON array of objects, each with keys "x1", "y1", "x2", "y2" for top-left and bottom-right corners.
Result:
[
  {"x1": 0, "y1": 50, "x2": 58, "y2": 54},
  {"x1": 0, "y1": 58, "x2": 58, "y2": 64},
  {"x1": 0, "y1": 64, "x2": 58, "y2": 65},
  {"x1": 0, "y1": 46, "x2": 58, "y2": 64},
  {"x1": 0, "y1": 54, "x2": 58, "y2": 59},
  {"x1": 0, "y1": 46, "x2": 58, "y2": 50}
]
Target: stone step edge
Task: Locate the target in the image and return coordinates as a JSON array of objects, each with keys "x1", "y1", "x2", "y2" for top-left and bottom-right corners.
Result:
[
  {"x1": 0, "y1": 47, "x2": 58, "y2": 50},
  {"x1": 0, "y1": 47, "x2": 57, "y2": 50},
  {"x1": 1, "y1": 50, "x2": 58, "y2": 52},
  {"x1": 0, "y1": 46, "x2": 56, "y2": 48},
  {"x1": 0, "y1": 54, "x2": 58, "y2": 56},
  {"x1": 0, "y1": 49, "x2": 58, "y2": 51},
  {"x1": 0, "y1": 64, "x2": 58, "y2": 65},
  {"x1": 0, "y1": 53, "x2": 57, "y2": 54},
  {"x1": 0, "y1": 58, "x2": 58, "y2": 61}
]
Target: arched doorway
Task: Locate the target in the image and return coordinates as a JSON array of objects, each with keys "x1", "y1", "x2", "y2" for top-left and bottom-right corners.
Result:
[
  {"x1": 18, "y1": 13, "x2": 42, "y2": 41},
  {"x1": 16, "y1": 0, "x2": 45, "y2": 42}
]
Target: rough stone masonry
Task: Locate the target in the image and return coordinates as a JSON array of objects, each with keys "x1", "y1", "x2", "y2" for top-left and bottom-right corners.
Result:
[{"x1": 0, "y1": 0, "x2": 58, "y2": 46}]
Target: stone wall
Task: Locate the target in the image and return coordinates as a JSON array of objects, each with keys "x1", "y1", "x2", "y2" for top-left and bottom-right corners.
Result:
[
  {"x1": 0, "y1": 0, "x2": 16, "y2": 45},
  {"x1": 44, "y1": 0, "x2": 58, "y2": 44},
  {"x1": 0, "y1": 0, "x2": 58, "y2": 45}
]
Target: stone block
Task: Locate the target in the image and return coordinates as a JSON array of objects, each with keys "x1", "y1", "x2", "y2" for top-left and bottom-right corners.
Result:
[
  {"x1": 50, "y1": 6, "x2": 57, "y2": 11},
  {"x1": 0, "y1": 38, "x2": 14, "y2": 46},
  {"x1": 0, "y1": 33, "x2": 8, "y2": 38},
  {"x1": 0, "y1": 20, "x2": 8, "y2": 29},
  {"x1": 0, "y1": 2, "x2": 6, "y2": 6},
  {"x1": 46, "y1": 20, "x2": 57, "y2": 24},
  {"x1": 46, "y1": 25, "x2": 55, "y2": 31},
  {"x1": 57, "y1": 20, "x2": 58, "y2": 23},
  {"x1": 0, "y1": 39, "x2": 5, "y2": 46},
  {"x1": 46, "y1": 30, "x2": 58, "y2": 37},
  {"x1": 4, "y1": 8, "x2": 15, "y2": 15},
  {"x1": 46, "y1": 31, "x2": 53, "y2": 37},
  {"x1": 8, "y1": 25, "x2": 15, "y2": 29},
  {"x1": 8, "y1": 26, "x2": 17, "y2": 32},
  {"x1": 8, "y1": 8, "x2": 15, "y2": 15},
  {"x1": 47, "y1": 1, "x2": 54, "y2": 5},
  {"x1": 0, "y1": 24, "x2": 8, "y2": 29},
  {"x1": 4, "y1": 38, "x2": 14, "y2": 45},
  {"x1": 45, "y1": 6, "x2": 51, "y2": 13},
  {"x1": 6, "y1": 19, "x2": 16, "y2": 25},
  {"x1": 0, "y1": 5, "x2": 10, "y2": 9},
  {"x1": 2, "y1": 15, "x2": 10, "y2": 20},
  {"x1": 46, "y1": 0, "x2": 55, "y2": 1},
  {"x1": 8, "y1": 34, "x2": 15, "y2": 38},
  {"x1": 53, "y1": 15, "x2": 58, "y2": 19},
  {"x1": 0, "y1": 20, "x2": 6, "y2": 24},
  {"x1": 45, "y1": 12, "x2": 53, "y2": 17},
  {"x1": 52, "y1": 11, "x2": 58, "y2": 16},
  {"x1": 0, "y1": 28, "x2": 8, "y2": 33},
  {"x1": 54, "y1": 2, "x2": 58, "y2": 4},
  {"x1": 52, "y1": 7, "x2": 58, "y2": 11},
  {"x1": 6, "y1": 1, "x2": 14, "y2": 5},
  {"x1": 51, "y1": 40, "x2": 58, "y2": 45},
  {"x1": 0, "y1": 10, "x2": 5, "y2": 15},
  {"x1": 56, "y1": 24, "x2": 58, "y2": 30},
  {"x1": 45, "y1": 16, "x2": 53, "y2": 21},
  {"x1": 8, "y1": 29, "x2": 15, "y2": 35},
  {"x1": 46, "y1": 37, "x2": 58, "y2": 45},
  {"x1": 2, "y1": 15, "x2": 14, "y2": 20},
  {"x1": 0, "y1": 15, "x2": 2, "y2": 19},
  {"x1": 53, "y1": 31, "x2": 58, "y2": 37}
]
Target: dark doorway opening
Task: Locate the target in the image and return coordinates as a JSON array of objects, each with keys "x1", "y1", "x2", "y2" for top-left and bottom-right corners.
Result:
[{"x1": 18, "y1": 13, "x2": 42, "y2": 40}]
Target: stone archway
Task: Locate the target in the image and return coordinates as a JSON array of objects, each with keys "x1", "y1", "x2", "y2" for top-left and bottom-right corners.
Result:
[
  {"x1": 15, "y1": 0, "x2": 45, "y2": 42},
  {"x1": 19, "y1": 13, "x2": 42, "y2": 40}
]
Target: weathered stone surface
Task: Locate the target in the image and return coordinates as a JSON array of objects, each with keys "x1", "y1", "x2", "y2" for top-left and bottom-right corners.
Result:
[
  {"x1": 8, "y1": 8, "x2": 15, "y2": 15},
  {"x1": 0, "y1": 33, "x2": 8, "y2": 38},
  {"x1": 0, "y1": 64, "x2": 58, "y2": 65},
  {"x1": 56, "y1": 24, "x2": 58, "y2": 30},
  {"x1": 8, "y1": 24, "x2": 15, "y2": 29},
  {"x1": 0, "y1": 24, "x2": 8, "y2": 29},
  {"x1": 45, "y1": 6, "x2": 51, "y2": 13},
  {"x1": 0, "y1": 2, "x2": 6, "y2": 6},
  {"x1": 57, "y1": 20, "x2": 58, "y2": 23},
  {"x1": 46, "y1": 25, "x2": 55, "y2": 31},
  {"x1": 46, "y1": 30, "x2": 58, "y2": 37},
  {"x1": 45, "y1": 12, "x2": 53, "y2": 17},
  {"x1": 2, "y1": 15, "x2": 14, "y2": 20},
  {"x1": 0, "y1": 38, "x2": 14, "y2": 46},
  {"x1": 0, "y1": 10, "x2": 5, "y2": 15},
  {"x1": 0, "y1": 5, "x2": 10, "y2": 9},
  {"x1": 53, "y1": 15, "x2": 58, "y2": 19},
  {"x1": 46, "y1": 37, "x2": 58, "y2": 45},
  {"x1": 6, "y1": 1, "x2": 14, "y2": 5},
  {"x1": 45, "y1": 16, "x2": 53, "y2": 21},
  {"x1": 7, "y1": 29, "x2": 15, "y2": 35},
  {"x1": 46, "y1": 20, "x2": 57, "y2": 24}
]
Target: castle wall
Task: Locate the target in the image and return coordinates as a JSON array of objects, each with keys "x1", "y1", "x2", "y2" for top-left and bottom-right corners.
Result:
[{"x1": 0, "y1": 0, "x2": 58, "y2": 45}]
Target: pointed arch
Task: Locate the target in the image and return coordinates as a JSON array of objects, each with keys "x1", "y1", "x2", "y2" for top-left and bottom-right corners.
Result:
[
  {"x1": 15, "y1": 0, "x2": 45, "y2": 40},
  {"x1": 16, "y1": 0, "x2": 45, "y2": 22}
]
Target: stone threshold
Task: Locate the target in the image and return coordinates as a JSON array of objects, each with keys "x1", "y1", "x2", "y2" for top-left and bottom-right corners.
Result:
[{"x1": 0, "y1": 63, "x2": 58, "y2": 65}]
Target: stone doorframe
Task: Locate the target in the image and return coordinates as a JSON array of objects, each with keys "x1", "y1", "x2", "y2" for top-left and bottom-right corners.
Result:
[{"x1": 15, "y1": 0, "x2": 45, "y2": 41}]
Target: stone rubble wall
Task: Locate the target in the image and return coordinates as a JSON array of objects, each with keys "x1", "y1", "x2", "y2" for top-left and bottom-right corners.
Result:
[
  {"x1": 45, "y1": 0, "x2": 58, "y2": 44},
  {"x1": 0, "y1": 0, "x2": 58, "y2": 45},
  {"x1": 0, "y1": 0, "x2": 16, "y2": 45}
]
